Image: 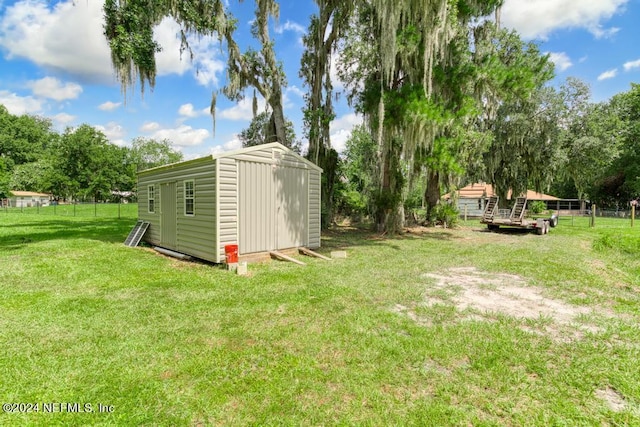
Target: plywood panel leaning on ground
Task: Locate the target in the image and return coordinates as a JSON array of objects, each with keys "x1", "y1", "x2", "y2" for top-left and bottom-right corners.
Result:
[{"x1": 137, "y1": 142, "x2": 322, "y2": 263}]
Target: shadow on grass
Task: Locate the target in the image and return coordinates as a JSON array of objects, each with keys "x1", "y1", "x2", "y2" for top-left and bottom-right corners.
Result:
[
  {"x1": 474, "y1": 227, "x2": 533, "y2": 236},
  {"x1": 0, "y1": 218, "x2": 136, "y2": 249},
  {"x1": 321, "y1": 224, "x2": 457, "y2": 251}
]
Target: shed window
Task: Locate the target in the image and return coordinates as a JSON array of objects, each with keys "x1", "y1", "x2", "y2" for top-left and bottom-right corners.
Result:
[
  {"x1": 184, "y1": 180, "x2": 195, "y2": 215},
  {"x1": 148, "y1": 185, "x2": 155, "y2": 213}
]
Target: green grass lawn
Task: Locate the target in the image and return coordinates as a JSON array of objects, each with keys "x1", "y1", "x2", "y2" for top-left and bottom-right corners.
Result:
[{"x1": 1, "y1": 212, "x2": 639, "y2": 425}]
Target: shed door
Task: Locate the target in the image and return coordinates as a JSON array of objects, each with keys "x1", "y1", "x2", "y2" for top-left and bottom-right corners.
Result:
[
  {"x1": 160, "y1": 182, "x2": 177, "y2": 248},
  {"x1": 274, "y1": 166, "x2": 308, "y2": 249},
  {"x1": 238, "y1": 162, "x2": 276, "y2": 254},
  {"x1": 238, "y1": 162, "x2": 308, "y2": 253}
]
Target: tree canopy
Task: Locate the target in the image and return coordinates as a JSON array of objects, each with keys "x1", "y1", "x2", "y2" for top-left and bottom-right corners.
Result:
[{"x1": 0, "y1": 106, "x2": 182, "y2": 201}]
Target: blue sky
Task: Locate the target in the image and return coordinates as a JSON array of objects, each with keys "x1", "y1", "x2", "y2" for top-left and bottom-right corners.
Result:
[{"x1": 0, "y1": 0, "x2": 638, "y2": 160}]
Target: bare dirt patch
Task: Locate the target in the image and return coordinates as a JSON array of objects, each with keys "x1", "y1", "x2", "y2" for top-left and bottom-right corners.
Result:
[
  {"x1": 595, "y1": 387, "x2": 627, "y2": 412},
  {"x1": 396, "y1": 267, "x2": 605, "y2": 341}
]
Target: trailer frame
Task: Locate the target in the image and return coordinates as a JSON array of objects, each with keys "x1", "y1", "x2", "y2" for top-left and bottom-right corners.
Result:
[{"x1": 480, "y1": 196, "x2": 557, "y2": 235}]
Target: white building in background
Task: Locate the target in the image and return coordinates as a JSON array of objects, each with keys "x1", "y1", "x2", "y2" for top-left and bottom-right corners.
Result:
[{"x1": 5, "y1": 191, "x2": 51, "y2": 207}]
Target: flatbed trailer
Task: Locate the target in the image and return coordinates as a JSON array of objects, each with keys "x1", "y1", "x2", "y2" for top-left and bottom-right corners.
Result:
[{"x1": 480, "y1": 196, "x2": 558, "y2": 235}]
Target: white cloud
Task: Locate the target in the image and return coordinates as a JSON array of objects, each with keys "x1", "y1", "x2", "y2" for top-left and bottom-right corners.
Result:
[
  {"x1": 0, "y1": 0, "x2": 115, "y2": 83},
  {"x1": 210, "y1": 135, "x2": 242, "y2": 154},
  {"x1": 597, "y1": 69, "x2": 618, "y2": 81},
  {"x1": 52, "y1": 112, "x2": 76, "y2": 125},
  {"x1": 329, "y1": 48, "x2": 350, "y2": 92},
  {"x1": 218, "y1": 97, "x2": 267, "y2": 121},
  {"x1": 286, "y1": 85, "x2": 305, "y2": 98},
  {"x1": 590, "y1": 25, "x2": 620, "y2": 39},
  {"x1": 548, "y1": 52, "x2": 573, "y2": 72},
  {"x1": 154, "y1": 17, "x2": 225, "y2": 87},
  {"x1": 140, "y1": 121, "x2": 161, "y2": 132},
  {"x1": 500, "y1": 0, "x2": 628, "y2": 40},
  {"x1": 178, "y1": 103, "x2": 206, "y2": 118},
  {"x1": 0, "y1": 1, "x2": 224, "y2": 87},
  {"x1": 0, "y1": 90, "x2": 43, "y2": 115},
  {"x1": 283, "y1": 85, "x2": 304, "y2": 109},
  {"x1": 153, "y1": 17, "x2": 192, "y2": 77},
  {"x1": 623, "y1": 59, "x2": 640, "y2": 71},
  {"x1": 274, "y1": 20, "x2": 306, "y2": 35},
  {"x1": 27, "y1": 77, "x2": 82, "y2": 101},
  {"x1": 98, "y1": 101, "x2": 122, "y2": 112},
  {"x1": 191, "y1": 48, "x2": 225, "y2": 87},
  {"x1": 330, "y1": 113, "x2": 363, "y2": 153},
  {"x1": 95, "y1": 121, "x2": 127, "y2": 145},
  {"x1": 148, "y1": 124, "x2": 210, "y2": 147}
]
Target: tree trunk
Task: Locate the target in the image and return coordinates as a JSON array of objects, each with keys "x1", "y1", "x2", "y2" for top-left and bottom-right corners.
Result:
[
  {"x1": 315, "y1": 145, "x2": 338, "y2": 228},
  {"x1": 424, "y1": 170, "x2": 440, "y2": 222},
  {"x1": 375, "y1": 138, "x2": 404, "y2": 233},
  {"x1": 269, "y1": 90, "x2": 288, "y2": 145}
]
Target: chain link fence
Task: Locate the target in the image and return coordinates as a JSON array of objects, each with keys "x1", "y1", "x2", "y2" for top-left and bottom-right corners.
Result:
[
  {"x1": 557, "y1": 209, "x2": 637, "y2": 229},
  {"x1": 1, "y1": 201, "x2": 138, "y2": 219}
]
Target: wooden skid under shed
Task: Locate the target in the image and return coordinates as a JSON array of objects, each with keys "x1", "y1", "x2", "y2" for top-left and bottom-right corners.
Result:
[
  {"x1": 298, "y1": 247, "x2": 332, "y2": 261},
  {"x1": 269, "y1": 251, "x2": 306, "y2": 266}
]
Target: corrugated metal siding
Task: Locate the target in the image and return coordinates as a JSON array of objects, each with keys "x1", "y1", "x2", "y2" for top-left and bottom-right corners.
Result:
[
  {"x1": 238, "y1": 161, "x2": 276, "y2": 254},
  {"x1": 217, "y1": 158, "x2": 238, "y2": 261},
  {"x1": 236, "y1": 157, "x2": 313, "y2": 253},
  {"x1": 137, "y1": 158, "x2": 217, "y2": 262},
  {"x1": 274, "y1": 166, "x2": 308, "y2": 249},
  {"x1": 230, "y1": 146, "x2": 275, "y2": 164},
  {"x1": 308, "y1": 169, "x2": 321, "y2": 248}
]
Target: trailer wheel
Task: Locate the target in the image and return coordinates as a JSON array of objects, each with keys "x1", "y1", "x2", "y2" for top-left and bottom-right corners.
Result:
[
  {"x1": 544, "y1": 221, "x2": 550, "y2": 234},
  {"x1": 536, "y1": 226, "x2": 544, "y2": 235},
  {"x1": 549, "y1": 214, "x2": 558, "y2": 228}
]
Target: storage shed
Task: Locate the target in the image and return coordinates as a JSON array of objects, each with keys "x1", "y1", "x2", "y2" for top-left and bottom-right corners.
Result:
[
  {"x1": 7, "y1": 191, "x2": 51, "y2": 207},
  {"x1": 137, "y1": 142, "x2": 322, "y2": 263}
]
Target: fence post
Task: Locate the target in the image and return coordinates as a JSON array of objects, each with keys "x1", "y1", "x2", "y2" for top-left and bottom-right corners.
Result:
[
  {"x1": 464, "y1": 205, "x2": 467, "y2": 222},
  {"x1": 632, "y1": 205, "x2": 635, "y2": 228},
  {"x1": 94, "y1": 201, "x2": 97, "y2": 217}
]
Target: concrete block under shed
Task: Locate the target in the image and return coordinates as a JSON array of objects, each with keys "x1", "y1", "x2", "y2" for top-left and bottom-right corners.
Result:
[
  {"x1": 237, "y1": 262, "x2": 248, "y2": 276},
  {"x1": 331, "y1": 251, "x2": 347, "y2": 259}
]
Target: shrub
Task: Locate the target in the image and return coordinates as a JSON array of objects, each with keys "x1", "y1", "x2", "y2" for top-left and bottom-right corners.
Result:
[
  {"x1": 429, "y1": 203, "x2": 459, "y2": 228},
  {"x1": 529, "y1": 201, "x2": 546, "y2": 215}
]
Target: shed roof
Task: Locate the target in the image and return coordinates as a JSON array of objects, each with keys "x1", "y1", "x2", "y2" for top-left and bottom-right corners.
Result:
[
  {"x1": 449, "y1": 183, "x2": 559, "y2": 201},
  {"x1": 138, "y1": 142, "x2": 322, "y2": 175},
  {"x1": 10, "y1": 191, "x2": 50, "y2": 197}
]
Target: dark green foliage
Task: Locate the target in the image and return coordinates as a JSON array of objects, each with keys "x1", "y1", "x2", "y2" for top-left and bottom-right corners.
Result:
[
  {"x1": 129, "y1": 137, "x2": 183, "y2": 171},
  {"x1": 337, "y1": 125, "x2": 377, "y2": 220},
  {"x1": 51, "y1": 125, "x2": 130, "y2": 201},
  {"x1": 238, "y1": 111, "x2": 300, "y2": 153},
  {"x1": 103, "y1": 0, "x2": 229, "y2": 96},
  {"x1": 590, "y1": 84, "x2": 640, "y2": 206},
  {"x1": 0, "y1": 105, "x2": 54, "y2": 166},
  {"x1": 306, "y1": 145, "x2": 340, "y2": 229},
  {"x1": 0, "y1": 105, "x2": 182, "y2": 201},
  {"x1": 529, "y1": 201, "x2": 546, "y2": 215},
  {"x1": 428, "y1": 202, "x2": 459, "y2": 227}
]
